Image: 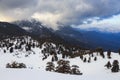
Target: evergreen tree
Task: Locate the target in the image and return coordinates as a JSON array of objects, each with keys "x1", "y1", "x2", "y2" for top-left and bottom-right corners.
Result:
[
  {"x1": 105, "y1": 61, "x2": 112, "y2": 69},
  {"x1": 71, "y1": 65, "x2": 82, "y2": 75},
  {"x1": 46, "y1": 62, "x2": 55, "y2": 71},
  {"x1": 80, "y1": 55, "x2": 83, "y2": 60},
  {"x1": 54, "y1": 55, "x2": 58, "y2": 61},
  {"x1": 9, "y1": 47, "x2": 13, "y2": 53},
  {"x1": 107, "y1": 49, "x2": 111, "y2": 59},
  {"x1": 88, "y1": 57, "x2": 91, "y2": 63},
  {"x1": 111, "y1": 60, "x2": 119, "y2": 72},
  {"x1": 100, "y1": 50, "x2": 105, "y2": 58},
  {"x1": 94, "y1": 57, "x2": 97, "y2": 61},
  {"x1": 118, "y1": 49, "x2": 120, "y2": 55},
  {"x1": 4, "y1": 49, "x2": 6, "y2": 53},
  {"x1": 51, "y1": 57, "x2": 54, "y2": 62},
  {"x1": 56, "y1": 60, "x2": 71, "y2": 74},
  {"x1": 83, "y1": 57, "x2": 87, "y2": 62}
]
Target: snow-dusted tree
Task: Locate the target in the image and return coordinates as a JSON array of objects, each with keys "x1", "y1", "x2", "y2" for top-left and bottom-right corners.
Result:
[
  {"x1": 51, "y1": 57, "x2": 54, "y2": 62},
  {"x1": 54, "y1": 55, "x2": 58, "y2": 61},
  {"x1": 100, "y1": 50, "x2": 105, "y2": 58},
  {"x1": 111, "y1": 60, "x2": 119, "y2": 72},
  {"x1": 25, "y1": 43, "x2": 31, "y2": 51},
  {"x1": 9, "y1": 47, "x2": 13, "y2": 53},
  {"x1": 88, "y1": 57, "x2": 91, "y2": 63},
  {"x1": 46, "y1": 62, "x2": 55, "y2": 71},
  {"x1": 107, "y1": 49, "x2": 111, "y2": 59},
  {"x1": 83, "y1": 57, "x2": 87, "y2": 62},
  {"x1": 4, "y1": 49, "x2": 6, "y2": 53},
  {"x1": 118, "y1": 49, "x2": 120, "y2": 55},
  {"x1": 95, "y1": 47, "x2": 103, "y2": 55},
  {"x1": 94, "y1": 57, "x2": 97, "y2": 61},
  {"x1": 80, "y1": 55, "x2": 83, "y2": 60},
  {"x1": 91, "y1": 53, "x2": 94, "y2": 57},
  {"x1": 71, "y1": 65, "x2": 82, "y2": 75},
  {"x1": 105, "y1": 61, "x2": 112, "y2": 69},
  {"x1": 6, "y1": 61, "x2": 26, "y2": 68},
  {"x1": 56, "y1": 60, "x2": 71, "y2": 74}
]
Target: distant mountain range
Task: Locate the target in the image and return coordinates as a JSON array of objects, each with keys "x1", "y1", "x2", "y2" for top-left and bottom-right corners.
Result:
[
  {"x1": 0, "y1": 20, "x2": 120, "y2": 51},
  {"x1": 74, "y1": 29, "x2": 120, "y2": 51}
]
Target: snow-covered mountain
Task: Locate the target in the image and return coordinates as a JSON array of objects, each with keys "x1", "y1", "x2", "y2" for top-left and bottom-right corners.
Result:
[
  {"x1": 0, "y1": 36, "x2": 120, "y2": 80},
  {"x1": 55, "y1": 26, "x2": 89, "y2": 48},
  {"x1": 56, "y1": 26, "x2": 120, "y2": 51},
  {"x1": 13, "y1": 20, "x2": 88, "y2": 48},
  {"x1": 13, "y1": 20, "x2": 72, "y2": 46},
  {"x1": 14, "y1": 19, "x2": 53, "y2": 37},
  {"x1": 13, "y1": 20, "x2": 120, "y2": 51}
]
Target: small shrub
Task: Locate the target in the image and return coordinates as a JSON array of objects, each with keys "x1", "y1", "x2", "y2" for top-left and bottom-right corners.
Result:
[{"x1": 6, "y1": 61, "x2": 26, "y2": 68}]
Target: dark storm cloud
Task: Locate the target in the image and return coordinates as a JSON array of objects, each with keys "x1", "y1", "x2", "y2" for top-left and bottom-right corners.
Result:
[
  {"x1": 86, "y1": 0, "x2": 120, "y2": 17},
  {"x1": 0, "y1": 0, "x2": 38, "y2": 9}
]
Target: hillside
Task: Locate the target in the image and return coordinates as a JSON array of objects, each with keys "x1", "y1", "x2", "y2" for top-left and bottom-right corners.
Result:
[
  {"x1": 0, "y1": 22, "x2": 27, "y2": 39},
  {"x1": 0, "y1": 36, "x2": 120, "y2": 80}
]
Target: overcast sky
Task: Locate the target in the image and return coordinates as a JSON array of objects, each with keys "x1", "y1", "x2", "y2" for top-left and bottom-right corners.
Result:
[{"x1": 0, "y1": 0, "x2": 120, "y2": 32}]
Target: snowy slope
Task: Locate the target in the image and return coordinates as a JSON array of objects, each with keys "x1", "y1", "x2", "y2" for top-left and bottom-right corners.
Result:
[
  {"x1": 0, "y1": 52, "x2": 120, "y2": 80},
  {"x1": 0, "y1": 36, "x2": 120, "y2": 80}
]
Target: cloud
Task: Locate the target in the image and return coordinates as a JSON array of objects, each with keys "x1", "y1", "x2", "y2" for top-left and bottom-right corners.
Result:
[
  {"x1": 32, "y1": 12, "x2": 63, "y2": 30},
  {"x1": 0, "y1": 0, "x2": 38, "y2": 21},
  {"x1": 0, "y1": 0, "x2": 38, "y2": 9},
  {"x1": 74, "y1": 14, "x2": 120, "y2": 33},
  {"x1": 0, "y1": 0, "x2": 120, "y2": 31}
]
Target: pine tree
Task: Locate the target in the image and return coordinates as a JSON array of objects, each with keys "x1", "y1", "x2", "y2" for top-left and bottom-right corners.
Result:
[
  {"x1": 71, "y1": 65, "x2": 82, "y2": 75},
  {"x1": 83, "y1": 57, "x2": 87, "y2": 62},
  {"x1": 111, "y1": 60, "x2": 119, "y2": 72},
  {"x1": 54, "y1": 55, "x2": 58, "y2": 61},
  {"x1": 4, "y1": 49, "x2": 6, "y2": 53},
  {"x1": 105, "y1": 61, "x2": 112, "y2": 69},
  {"x1": 118, "y1": 49, "x2": 120, "y2": 55},
  {"x1": 94, "y1": 57, "x2": 97, "y2": 61},
  {"x1": 9, "y1": 47, "x2": 13, "y2": 53},
  {"x1": 51, "y1": 57, "x2": 54, "y2": 62},
  {"x1": 88, "y1": 57, "x2": 91, "y2": 63},
  {"x1": 80, "y1": 55, "x2": 83, "y2": 60},
  {"x1": 46, "y1": 62, "x2": 55, "y2": 71},
  {"x1": 56, "y1": 60, "x2": 71, "y2": 74},
  {"x1": 100, "y1": 50, "x2": 105, "y2": 58},
  {"x1": 107, "y1": 49, "x2": 111, "y2": 59}
]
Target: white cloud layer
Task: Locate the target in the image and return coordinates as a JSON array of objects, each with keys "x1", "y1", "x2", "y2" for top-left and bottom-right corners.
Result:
[{"x1": 75, "y1": 14, "x2": 120, "y2": 33}]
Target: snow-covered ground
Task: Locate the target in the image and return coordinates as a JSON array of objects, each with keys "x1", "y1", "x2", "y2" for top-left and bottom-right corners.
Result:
[
  {"x1": 0, "y1": 51, "x2": 120, "y2": 80},
  {"x1": 0, "y1": 37, "x2": 120, "y2": 80},
  {"x1": 0, "y1": 67, "x2": 119, "y2": 80}
]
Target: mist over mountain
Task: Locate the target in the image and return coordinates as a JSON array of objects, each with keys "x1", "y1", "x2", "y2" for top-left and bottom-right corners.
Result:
[
  {"x1": 13, "y1": 20, "x2": 84, "y2": 48},
  {"x1": 55, "y1": 25, "x2": 120, "y2": 51},
  {"x1": 0, "y1": 20, "x2": 120, "y2": 51},
  {"x1": 14, "y1": 20, "x2": 120, "y2": 51}
]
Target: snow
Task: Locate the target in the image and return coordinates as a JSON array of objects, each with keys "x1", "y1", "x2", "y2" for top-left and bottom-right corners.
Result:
[
  {"x1": 0, "y1": 37, "x2": 120, "y2": 80},
  {"x1": 22, "y1": 26, "x2": 32, "y2": 31},
  {"x1": 0, "y1": 51, "x2": 120, "y2": 80}
]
